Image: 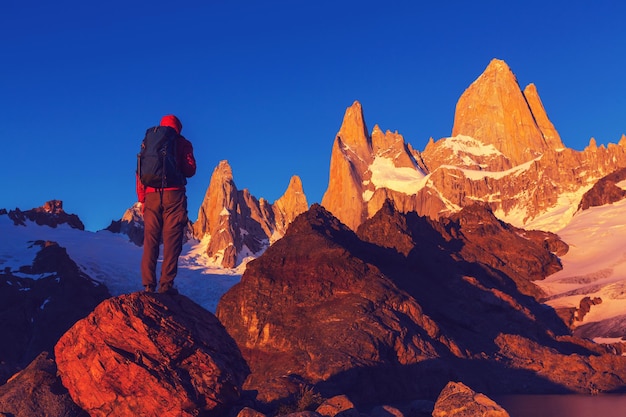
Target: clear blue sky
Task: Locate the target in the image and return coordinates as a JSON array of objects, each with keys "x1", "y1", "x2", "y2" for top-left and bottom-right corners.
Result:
[{"x1": 2, "y1": 0, "x2": 625, "y2": 231}]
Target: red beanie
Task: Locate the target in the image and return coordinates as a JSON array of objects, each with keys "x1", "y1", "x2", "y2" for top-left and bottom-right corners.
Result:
[{"x1": 160, "y1": 115, "x2": 182, "y2": 134}]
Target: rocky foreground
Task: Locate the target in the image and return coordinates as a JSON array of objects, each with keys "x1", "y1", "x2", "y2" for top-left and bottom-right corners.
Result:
[{"x1": 4, "y1": 202, "x2": 626, "y2": 416}]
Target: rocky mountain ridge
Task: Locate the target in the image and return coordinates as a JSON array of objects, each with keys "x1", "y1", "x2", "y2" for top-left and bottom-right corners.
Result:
[
  {"x1": 192, "y1": 160, "x2": 308, "y2": 268},
  {"x1": 322, "y1": 59, "x2": 626, "y2": 233},
  {"x1": 5, "y1": 200, "x2": 626, "y2": 416},
  {"x1": 4, "y1": 57, "x2": 626, "y2": 415},
  {"x1": 106, "y1": 59, "x2": 625, "y2": 270},
  {"x1": 217, "y1": 202, "x2": 626, "y2": 407}
]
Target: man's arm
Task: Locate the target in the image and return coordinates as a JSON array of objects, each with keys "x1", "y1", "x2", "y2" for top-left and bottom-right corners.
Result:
[
  {"x1": 136, "y1": 173, "x2": 146, "y2": 203},
  {"x1": 178, "y1": 137, "x2": 196, "y2": 178}
]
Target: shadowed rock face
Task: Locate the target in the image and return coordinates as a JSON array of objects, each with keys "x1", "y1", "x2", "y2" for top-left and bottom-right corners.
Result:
[
  {"x1": 216, "y1": 203, "x2": 626, "y2": 406},
  {"x1": 0, "y1": 352, "x2": 88, "y2": 417},
  {"x1": 578, "y1": 167, "x2": 626, "y2": 211},
  {"x1": 0, "y1": 241, "x2": 110, "y2": 385},
  {"x1": 54, "y1": 292, "x2": 250, "y2": 417}
]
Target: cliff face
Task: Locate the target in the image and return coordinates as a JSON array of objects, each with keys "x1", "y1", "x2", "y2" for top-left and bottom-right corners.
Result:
[
  {"x1": 321, "y1": 60, "x2": 626, "y2": 232},
  {"x1": 193, "y1": 160, "x2": 308, "y2": 268}
]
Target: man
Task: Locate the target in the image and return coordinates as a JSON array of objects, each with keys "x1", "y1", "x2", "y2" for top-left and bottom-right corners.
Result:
[{"x1": 136, "y1": 114, "x2": 196, "y2": 294}]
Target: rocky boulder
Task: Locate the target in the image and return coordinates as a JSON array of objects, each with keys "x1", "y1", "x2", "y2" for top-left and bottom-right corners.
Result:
[
  {"x1": 54, "y1": 292, "x2": 250, "y2": 417},
  {"x1": 0, "y1": 352, "x2": 87, "y2": 417},
  {"x1": 432, "y1": 381, "x2": 509, "y2": 417},
  {"x1": 0, "y1": 241, "x2": 109, "y2": 384}
]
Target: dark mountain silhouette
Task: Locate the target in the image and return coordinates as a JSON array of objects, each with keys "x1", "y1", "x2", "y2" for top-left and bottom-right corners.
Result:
[{"x1": 217, "y1": 202, "x2": 626, "y2": 409}]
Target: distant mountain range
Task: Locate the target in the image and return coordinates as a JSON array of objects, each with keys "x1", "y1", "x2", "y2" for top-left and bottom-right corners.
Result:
[{"x1": 2, "y1": 58, "x2": 626, "y2": 416}]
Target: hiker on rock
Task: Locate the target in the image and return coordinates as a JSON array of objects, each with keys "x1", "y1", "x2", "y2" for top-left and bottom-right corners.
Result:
[{"x1": 136, "y1": 115, "x2": 196, "y2": 294}]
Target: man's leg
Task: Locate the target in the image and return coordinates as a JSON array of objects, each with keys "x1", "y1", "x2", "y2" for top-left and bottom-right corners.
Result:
[
  {"x1": 141, "y1": 193, "x2": 162, "y2": 291},
  {"x1": 158, "y1": 190, "x2": 187, "y2": 293}
]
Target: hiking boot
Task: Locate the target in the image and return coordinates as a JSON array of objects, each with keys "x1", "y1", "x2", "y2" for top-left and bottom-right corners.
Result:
[{"x1": 144, "y1": 285, "x2": 155, "y2": 293}]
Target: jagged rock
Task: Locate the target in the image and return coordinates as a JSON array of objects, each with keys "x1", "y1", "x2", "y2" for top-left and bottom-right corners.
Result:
[
  {"x1": 523, "y1": 83, "x2": 564, "y2": 150},
  {"x1": 193, "y1": 160, "x2": 308, "y2": 268},
  {"x1": 273, "y1": 175, "x2": 308, "y2": 233},
  {"x1": 315, "y1": 395, "x2": 359, "y2": 417},
  {"x1": 320, "y1": 60, "x2": 626, "y2": 233},
  {"x1": 104, "y1": 202, "x2": 144, "y2": 245},
  {"x1": 54, "y1": 292, "x2": 250, "y2": 417},
  {"x1": 6, "y1": 200, "x2": 84, "y2": 230},
  {"x1": 217, "y1": 202, "x2": 622, "y2": 406},
  {"x1": 236, "y1": 407, "x2": 267, "y2": 417},
  {"x1": 0, "y1": 241, "x2": 109, "y2": 384},
  {"x1": 578, "y1": 167, "x2": 626, "y2": 211},
  {"x1": 494, "y1": 333, "x2": 626, "y2": 394},
  {"x1": 321, "y1": 101, "x2": 427, "y2": 231},
  {"x1": 432, "y1": 381, "x2": 509, "y2": 417},
  {"x1": 576, "y1": 296, "x2": 603, "y2": 322},
  {"x1": 451, "y1": 59, "x2": 553, "y2": 166},
  {"x1": 0, "y1": 352, "x2": 87, "y2": 417},
  {"x1": 217, "y1": 204, "x2": 454, "y2": 404}
]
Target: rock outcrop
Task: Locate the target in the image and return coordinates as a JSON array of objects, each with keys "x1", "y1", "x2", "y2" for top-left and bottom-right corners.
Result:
[
  {"x1": 104, "y1": 202, "x2": 144, "y2": 245},
  {"x1": 55, "y1": 292, "x2": 250, "y2": 417},
  {"x1": 5, "y1": 200, "x2": 85, "y2": 230},
  {"x1": 432, "y1": 381, "x2": 509, "y2": 417},
  {"x1": 0, "y1": 352, "x2": 87, "y2": 417},
  {"x1": 321, "y1": 102, "x2": 427, "y2": 231},
  {"x1": 321, "y1": 60, "x2": 626, "y2": 232},
  {"x1": 0, "y1": 241, "x2": 109, "y2": 384},
  {"x1": 193, "y1": 160, "x2": 308, "y2": 268},
  {"x1": 577, "y1": 166, "x2": 626, "y2": 211},
  {"x1": 451, "y1": 59, "x2": 559, "y2": 166},
  {"x1": 217, "y1": 203, "x2": 626, "y2": 407}
]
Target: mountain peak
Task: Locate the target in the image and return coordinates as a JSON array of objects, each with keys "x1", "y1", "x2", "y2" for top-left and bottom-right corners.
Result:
[
  {"x1": 451, "y1": 58, "x2": 550, "y2": 166},
  {"x1": 272, "y1": 175, "x2": 309, "y2": 234},
  {"x1": 485, "y1": 57, "x2": 512, "y2": 73},
  {"x1": 523, "y1": 83, "x2": 564, "y2": 149},
  {"x1": 337, "y1": 100, "x2": 370, "y2": 152}
]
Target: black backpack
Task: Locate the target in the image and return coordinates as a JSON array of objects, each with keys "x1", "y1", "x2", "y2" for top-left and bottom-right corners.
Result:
[{"x1": 137, "y1": 126, "x2": 186, "y2": 188}]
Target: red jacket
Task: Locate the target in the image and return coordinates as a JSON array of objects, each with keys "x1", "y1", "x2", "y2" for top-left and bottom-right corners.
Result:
[{"x1": 136, "y1": 132, "x2": 196, "y2": 204}]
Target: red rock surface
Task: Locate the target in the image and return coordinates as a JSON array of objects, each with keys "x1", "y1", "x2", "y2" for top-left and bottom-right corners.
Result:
[
  {"x1": 0, "y1": 352, "x2": 87, "y2": 417},
  {"x1": 451, "y1": 59, "x2": 551, "y2": 166},
  {"x1": 432, "y1": 381, "x2": 509, "y2": 417},
  {"x1": 54, "y1": 292, "x2": 249, "y2": 417},
  {"x1": 216, "y1": 203, "x2": 626, "y2": 407}
]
